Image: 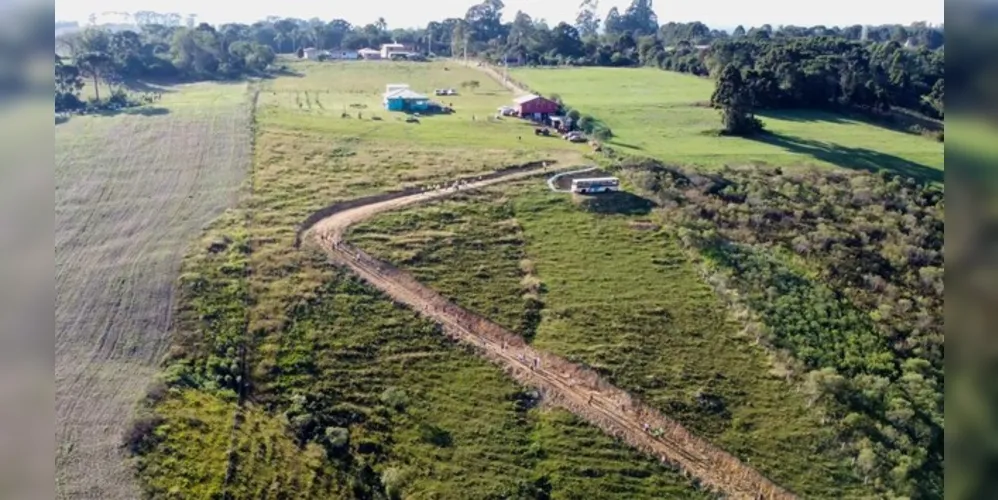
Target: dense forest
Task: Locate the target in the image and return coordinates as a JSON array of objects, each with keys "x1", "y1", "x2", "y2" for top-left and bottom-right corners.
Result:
[
  {"x1": 619, "y1": 157, "x2": 943, "y2": 499},
  {"x1": 56, "y1": 0, "x2": 943, "y2": 121}
]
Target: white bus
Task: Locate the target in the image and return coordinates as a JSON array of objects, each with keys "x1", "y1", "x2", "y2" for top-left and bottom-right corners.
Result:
[{"x1": 571, "y1": 177, "x2": 620, "y2": 194}]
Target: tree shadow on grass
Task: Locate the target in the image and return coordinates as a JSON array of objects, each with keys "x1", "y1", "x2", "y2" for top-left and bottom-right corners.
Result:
[
  {"x1": 759, "y1": 108, "x2": 942, "y2": 136},
  {"x1": 750, "y1": 131, "x2": 943, "y2": 185},
  {"x1": 574, "y1": 191, "x2": 655, "y2": 216},
  {"x1": 265, "y1": 67, "x2": 306, "y2": 79},
  {"x1": 95, "y1": 106, "x2": 171, "y2": 117},
  {"x1": 122, "y1": 79, "x2": 178, "y2": 93},
  {"x1": 758, "y1": 109, "x2": 853, "y2": 125},
  {"x1": 608, "y1": 140, "x2": 644, "y2": 150}
]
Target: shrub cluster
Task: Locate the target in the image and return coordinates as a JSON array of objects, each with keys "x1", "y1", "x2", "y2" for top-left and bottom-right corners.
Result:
[{"x1": 622, "y1": 158, "x2": 943, "y2": 498}]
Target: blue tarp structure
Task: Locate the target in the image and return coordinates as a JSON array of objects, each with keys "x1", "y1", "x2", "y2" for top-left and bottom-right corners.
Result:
[{"x1": 384, "y1": 89, "x2": 430, "y2": 112}]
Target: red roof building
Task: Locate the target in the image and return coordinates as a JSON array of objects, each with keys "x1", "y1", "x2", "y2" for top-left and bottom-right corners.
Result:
[{"x1": 513, "y1": 94, "x2": 560, "y2": 117}]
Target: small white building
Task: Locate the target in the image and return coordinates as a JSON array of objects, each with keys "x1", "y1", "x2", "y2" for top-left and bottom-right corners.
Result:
[
  {"x1": 358, "y1": 48, "x2": 382, "y2": 59},
  {"x1": 302, "y1": 47, "x2": 320, "y2": 59},
  {"x1": 380, "y1": 42, "x2": 409, "y2": 59},
  {"x1": 328, "y1": 50, "x2": 359, "y2": 60}
]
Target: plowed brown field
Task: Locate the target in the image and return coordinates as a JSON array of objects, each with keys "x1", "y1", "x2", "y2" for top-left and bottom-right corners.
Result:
[{"x1": 55, "y1": 83, "x2": 252, "y2": 499}]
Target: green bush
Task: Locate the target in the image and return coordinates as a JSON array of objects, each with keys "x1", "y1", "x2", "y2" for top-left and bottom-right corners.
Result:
[{"x1": 380, "y1": 387, "x2": 409, "y2": 412}]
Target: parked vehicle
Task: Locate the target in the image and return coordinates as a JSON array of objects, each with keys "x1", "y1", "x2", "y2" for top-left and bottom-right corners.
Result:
[{"x1": 571, "y1": 177, "x2": 620, "y2": 194}]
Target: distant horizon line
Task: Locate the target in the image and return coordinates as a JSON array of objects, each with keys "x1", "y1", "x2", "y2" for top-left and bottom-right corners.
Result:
[{"x1": 55, "y1": 15, "x2": 944, "y2": 32}]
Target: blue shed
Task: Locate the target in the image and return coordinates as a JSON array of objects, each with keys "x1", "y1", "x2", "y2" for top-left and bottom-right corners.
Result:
[{"x1": 384, "y1": 89, "x2": 430, "y2": 112}]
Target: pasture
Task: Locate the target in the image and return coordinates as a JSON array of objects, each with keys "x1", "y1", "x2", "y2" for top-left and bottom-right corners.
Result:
[
  {"x1": 55, "y1": 81, "x2": 253, "y2": 499},
  {"x1": 258, "y1": 60, "x2": 592, "y2": 152},
  {"x1": 128, "y1": 59, "x2": 713, "y2": 498},
  {"x1": 512, "y1": 67, "x2": 944, "y2": 183},
  {"x1": 66, "y1": 58, "x2": 943, "y2": 498},
  {"x1": 350, "y1": 183, "x2": 871, "y2": 498}
]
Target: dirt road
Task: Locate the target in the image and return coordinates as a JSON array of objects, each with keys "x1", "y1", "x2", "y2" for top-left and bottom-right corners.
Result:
[{"x1": 306, "y1": 165, "x2": 796, "y2": 500}]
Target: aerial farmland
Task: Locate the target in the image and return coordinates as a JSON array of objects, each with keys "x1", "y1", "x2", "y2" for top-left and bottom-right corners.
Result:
[{"x1": 55, "y1": 22, "x2": 944, "y2": 499}]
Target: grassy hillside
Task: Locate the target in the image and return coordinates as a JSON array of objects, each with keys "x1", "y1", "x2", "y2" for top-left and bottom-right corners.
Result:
[
  {"x1": 351, "y1": 184, "x2": 871, "y2": 498},
  {"x1": 512, "y1": 67, "x2": 943, "y2": 182},
  {"x1": 351, "y1": 150, "x2": 944, "y2": 497},
  {"x1": 618, "y1": 159, "x2": 943, "y2": 498},
  {"x1": 126, "y1": 60, "x2": 711, "y2": 498},
  {"x1": 258, "y1": 60, "x2": 592, "y2": 152}
]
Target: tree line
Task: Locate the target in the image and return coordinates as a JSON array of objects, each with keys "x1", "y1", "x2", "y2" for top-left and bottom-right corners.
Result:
[
  {"x1": 56, "y1": 0, "x2": 943, "y2": 123},
  {"x1": 705, "y1": 37, "x2": 944, "y2": 135},
  {"x1": 55, "y1": 22, "x2": 278, "y2": 112}
]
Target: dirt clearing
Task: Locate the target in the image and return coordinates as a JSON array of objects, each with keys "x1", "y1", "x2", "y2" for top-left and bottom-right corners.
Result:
[{"x1": 55, "y1": 83, "x2": 252, "y2": 499}]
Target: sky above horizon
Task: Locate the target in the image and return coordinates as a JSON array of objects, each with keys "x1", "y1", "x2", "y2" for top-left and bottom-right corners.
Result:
[{"x1": 55, "y1": 0, "x2": 943, "y2": 30}]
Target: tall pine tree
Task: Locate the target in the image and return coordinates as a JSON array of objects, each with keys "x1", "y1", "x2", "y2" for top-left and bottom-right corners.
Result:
[{"x1": 710, "y1": 64, "x2": 764, "y2": 136}]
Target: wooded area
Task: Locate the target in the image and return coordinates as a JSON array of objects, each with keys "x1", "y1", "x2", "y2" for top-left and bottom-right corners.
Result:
[
  {"x1": 622, "y1": 158, "x2": 943, "y2": 499},
  {"x1": 55, "y1": 0, "x2": 943, "y2": 126}
]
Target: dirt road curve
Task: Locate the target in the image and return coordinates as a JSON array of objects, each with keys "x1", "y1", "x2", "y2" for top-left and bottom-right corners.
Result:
[{"x1": 306, "y1": 165, "x2": 797, "y2": 500}]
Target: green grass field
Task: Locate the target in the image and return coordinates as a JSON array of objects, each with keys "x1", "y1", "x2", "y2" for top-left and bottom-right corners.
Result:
[
  {"x1": 512, "y1": 67, "x2": 943, "y2": 183},
  {"x1": 128, "y1": 60, "x2": 714, "y2": 498},
  {"x1": 258, "y1": 60, "x2": 592, "y2": 152},
  {"x1": 86, "y1": 58, "x2": 952, "y2": 498},
  {"x1": 351, "y1": 183, "x2": 871, "y2": 498}
]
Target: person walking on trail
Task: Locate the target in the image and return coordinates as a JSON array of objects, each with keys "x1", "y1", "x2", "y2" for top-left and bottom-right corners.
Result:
[
  {"x1": 533, "y1": 357, "x2": 540, "y2": 370},
  {"x1": 588, "y1": 394, "x2": 594, "y2": 405},
  {"x1": 643, "y1": 423, "x2": 650, "y2": 433}
]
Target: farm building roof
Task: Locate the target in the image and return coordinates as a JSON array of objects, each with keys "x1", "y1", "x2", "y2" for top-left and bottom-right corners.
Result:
[
  {"x1": 385, "y1": 89, "x2": 428, "y2": 100},
  {"x1": 513, "y1": 94, "x2": 546, "y2": 104}
]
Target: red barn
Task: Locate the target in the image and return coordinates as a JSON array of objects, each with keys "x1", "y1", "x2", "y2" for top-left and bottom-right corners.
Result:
[{"x1": 514, "y1": 94, "x2": 560, "y2": 118}]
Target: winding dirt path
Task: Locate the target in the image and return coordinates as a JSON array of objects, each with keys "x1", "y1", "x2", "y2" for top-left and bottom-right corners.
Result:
[{"x1": 305, "y1": 165, "x2": 796, "y2": 500}]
